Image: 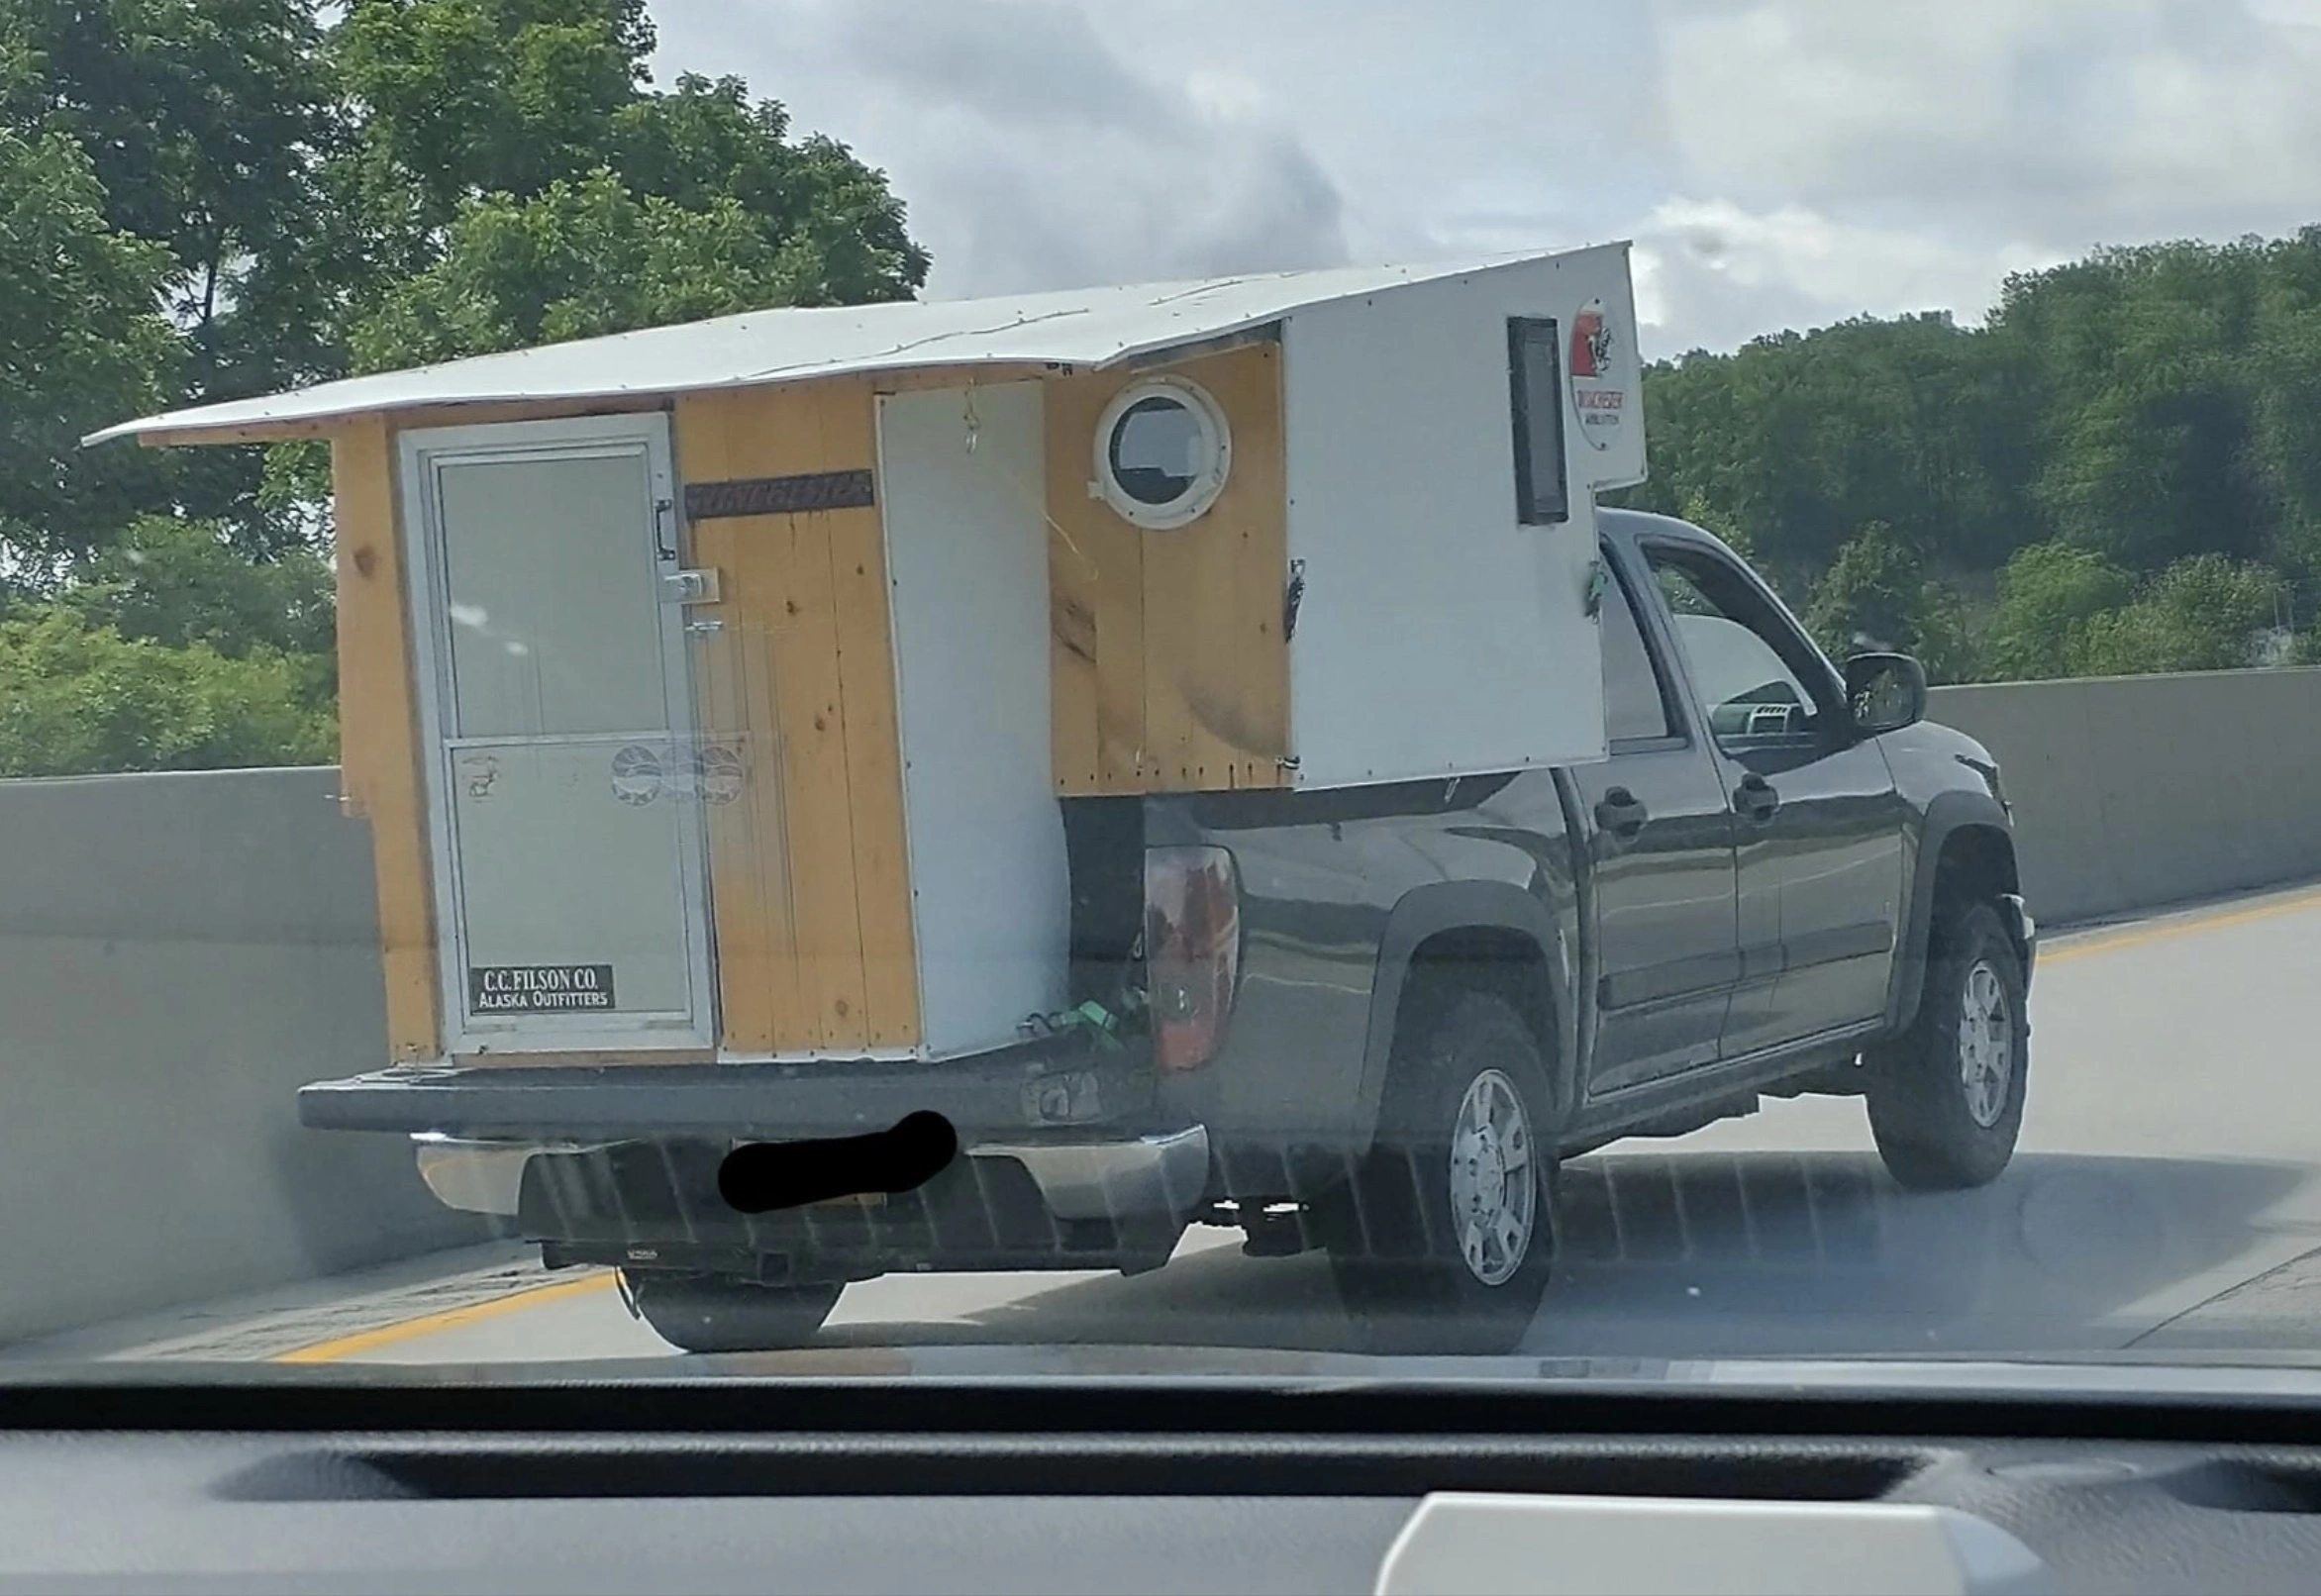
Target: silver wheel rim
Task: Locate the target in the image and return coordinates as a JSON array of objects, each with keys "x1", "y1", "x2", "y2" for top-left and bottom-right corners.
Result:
[
  {"x1": 1447, "y1": 1068, "x2": 1536, "y2": 1287},
  {"x1": 1959, "y1": 958, "x2": 2014, "y2": 1129}
]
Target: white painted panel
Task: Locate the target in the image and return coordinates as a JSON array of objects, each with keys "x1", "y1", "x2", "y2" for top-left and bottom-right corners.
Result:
[
  {"x1": 877, "y1": 383, "x2": 1070, "y2": 1055},
  {"x1": 1283, "y1": 249, "x2": 1625, "y2": 788}
]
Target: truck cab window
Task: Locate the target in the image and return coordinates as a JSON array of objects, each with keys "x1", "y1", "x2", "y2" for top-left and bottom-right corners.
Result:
[
  {"x1": 1599, "y1": 558, "x2": 1677, "y2": 744},
  {"x1": 1646, "y1": 549, "x2": 1833, "y2": 749}
]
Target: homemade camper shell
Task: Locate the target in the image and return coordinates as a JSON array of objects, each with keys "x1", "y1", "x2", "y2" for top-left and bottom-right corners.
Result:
[{"x1": 93, "y1": 247, "x2": 1647, "y2": 1069}]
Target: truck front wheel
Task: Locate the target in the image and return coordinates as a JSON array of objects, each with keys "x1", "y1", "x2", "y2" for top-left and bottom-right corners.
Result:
[
  {"x1": 1866, "y1": 899, "x2": 2029, "y2": 1191},
  {"x1": 1323, "y1": 992, "x2": 1560, "y2": 1354},
  {"x1": 623, "y1": 1273, "x2": 843, "y2": 1353}
]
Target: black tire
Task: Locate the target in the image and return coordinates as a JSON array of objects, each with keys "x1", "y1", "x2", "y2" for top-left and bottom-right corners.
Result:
[
  {"x1": 624, "y1": 1272, "x2": 843, "y2": 1353},
  {"x1": 1323, "y1": 992, "x2": 1560, "y2": 1355},
  {"x1": 1867, "y1": 899, "x2": 2029, "y2": 1191}
]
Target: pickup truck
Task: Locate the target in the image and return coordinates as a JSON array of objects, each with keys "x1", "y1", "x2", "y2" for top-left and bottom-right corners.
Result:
[{"x1": 301, "y1": 508, "x2": 2034, "y2": 1355}]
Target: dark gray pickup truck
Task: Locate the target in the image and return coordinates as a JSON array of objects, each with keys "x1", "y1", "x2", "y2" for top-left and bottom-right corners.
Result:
[{"x1": 303, "y1": 509, "x2": 2034, "y2": 1354}]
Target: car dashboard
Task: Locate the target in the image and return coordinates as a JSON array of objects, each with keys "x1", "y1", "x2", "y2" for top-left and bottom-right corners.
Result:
[{"x1": 2, "y1": 1363, "x2": 2319, "y2": 1594}]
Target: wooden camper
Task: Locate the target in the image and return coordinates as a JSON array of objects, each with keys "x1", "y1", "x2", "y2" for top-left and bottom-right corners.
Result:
[{"x1": 92, "y1": 247, "x2": 1648, "y2": 1069}]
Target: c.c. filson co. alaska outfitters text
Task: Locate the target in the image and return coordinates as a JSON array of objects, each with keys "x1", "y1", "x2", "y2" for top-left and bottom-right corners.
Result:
[{"x1": 467, "y1": 964, "x2": 616, "y2": 1013}]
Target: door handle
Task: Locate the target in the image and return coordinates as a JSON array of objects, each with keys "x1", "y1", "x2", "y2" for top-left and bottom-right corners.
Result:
[
  {"x1": 1593, "y1": 786, "x2": 1650, "y2": 839},
  {"x1": 1734, "y1": 773, "x2": 1780, "y2": 824}
]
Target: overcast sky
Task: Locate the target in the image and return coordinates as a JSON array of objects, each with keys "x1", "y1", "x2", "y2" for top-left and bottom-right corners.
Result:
[{"x1": 649, "y1": 0, "x2": 2321, "y2": 356}]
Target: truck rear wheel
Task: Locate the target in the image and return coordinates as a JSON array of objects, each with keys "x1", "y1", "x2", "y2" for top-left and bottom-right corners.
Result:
[
  {"x1": 624, "y1": 1273, "x2": 843, "y2": 1353},
  {"x1": 1866, "y1": 899, "x2": 2029, "y2": 1191},
  {"x1": 1324, "y1": 992, "x2": 1559, "y2": 1354}
]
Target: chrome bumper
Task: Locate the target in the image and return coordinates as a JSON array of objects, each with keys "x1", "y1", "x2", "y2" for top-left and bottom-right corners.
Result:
[
  {"x1": 414, "y1": 1125, "x2": 1213, "y2": 1225},
  {"x1": 413, "y1": 1136, "x2": 611, "y2": 1217},
  {"x1": 970, "y1": 1126, "x2": 1212, "y2": 1222}
]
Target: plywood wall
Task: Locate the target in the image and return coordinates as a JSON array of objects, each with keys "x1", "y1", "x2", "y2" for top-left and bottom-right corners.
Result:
[
  {"x1": 331, "y1": 418, "x2": 441, "y2": 1063},
  {"x1": 1046, "y1": 343, "x2": 1290, "y2": 794},
  {"x1": 673, "y1": 379, "x2": 920, "y2": 1054}
]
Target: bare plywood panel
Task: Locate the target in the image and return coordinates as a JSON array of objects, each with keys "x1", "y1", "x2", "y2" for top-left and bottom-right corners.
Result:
[
  {"x1": 331, "y1": 418, "x2": 440, "y2": 1062},
  {"x1": 674, "y1": 382, "x2": 918, "y2": 1053},
  {"x1": 1045, "y1": 371, "x2": 1141, "y2": 791},
  {"x1": 1046, "y1": 344, "x2": 1289, "y2": 794},
  {"x1": 674, "y1": 392, "x2": 798, "y2": 1053}
]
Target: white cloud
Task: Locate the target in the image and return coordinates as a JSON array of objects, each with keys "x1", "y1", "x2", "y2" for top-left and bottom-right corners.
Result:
[
  {"x1": 1647, "y1": 0, "x2": 2321, "y2": 252},
  {"x1": 675, "y1": 0, "x2": 1350, "y2": 297},
  {"x1": 649, "y1": 0, "x2": 2321, "y2": 350},
  {"x1": 1633, "y1": 198, "x2": 2062, "y2": 354}
]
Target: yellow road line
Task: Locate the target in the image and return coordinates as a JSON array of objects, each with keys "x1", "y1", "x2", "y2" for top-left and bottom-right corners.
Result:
[
  {"x1": 2040, "y1": 884, "x2": 2321, "y2": 968},
  {"x1": 268, "y1": 884, "x2": 2321, "y2": 1363},
  {"x1": 272, "y1": 1270, "x2": 618, "y2": 1364}
]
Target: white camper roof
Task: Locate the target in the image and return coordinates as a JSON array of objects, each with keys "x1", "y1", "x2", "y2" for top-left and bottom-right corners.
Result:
[{"x1": 88, "y1": 250, "x2": 1584, "y2": 446}]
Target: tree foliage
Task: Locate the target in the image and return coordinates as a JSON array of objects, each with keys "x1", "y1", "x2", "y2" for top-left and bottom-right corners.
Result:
[
  {"x1": 0, "y1": 609, "x2": 337, "y2": 776},
  {"x1": 1802, "y1": 523, "x2": 1976, "y2": 684},
  {"x1": 1984, "y1": 543, "x2": 2136, "y2": 682},
  {"x1": 1622, "y1": 226, "x2": 2321, "y2": 680},
  {"x1": 0, "y1": 128, "x2": 181, "y2": 571}
]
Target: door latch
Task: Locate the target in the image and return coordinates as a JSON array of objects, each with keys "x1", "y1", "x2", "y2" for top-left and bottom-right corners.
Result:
[
  {"x1": 662, "y1": 568, "x2": 721, "y2": 605},
  {"x1": 683, "y1": 618, "x2": 724, "y2": 637}
]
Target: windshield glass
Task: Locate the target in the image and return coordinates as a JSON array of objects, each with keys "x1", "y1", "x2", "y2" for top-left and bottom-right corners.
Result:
[{"x1": 11, "y1": 0, "x2": 2321, "y2": 1380}]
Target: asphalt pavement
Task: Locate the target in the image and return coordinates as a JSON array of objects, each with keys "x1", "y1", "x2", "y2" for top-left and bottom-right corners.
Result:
[{"x1": 35, "y1": 880, "x2": 2321, "y2": 1368}]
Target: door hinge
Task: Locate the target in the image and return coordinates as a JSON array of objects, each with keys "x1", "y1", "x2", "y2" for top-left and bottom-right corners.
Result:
[{"x1": 1283, "y1": 558, "x2": 1308, "y2": 644}]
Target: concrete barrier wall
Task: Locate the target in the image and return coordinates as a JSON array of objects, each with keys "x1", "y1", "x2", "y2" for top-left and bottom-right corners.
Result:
[
  {"x1": 0, "y1": 667, "x2": 2315, "y2": 1343},
  {"x1": 0, "y1": 768, "x2": 490, "y2": 1345},
  {"x1": 1930, "y1": 666, "x2": 2321, "y2": 925}
]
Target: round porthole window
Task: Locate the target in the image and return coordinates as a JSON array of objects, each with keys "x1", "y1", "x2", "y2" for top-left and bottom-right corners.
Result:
[{"x1": 1094, "y1": 376, "x2": 1232, "y2": 530}]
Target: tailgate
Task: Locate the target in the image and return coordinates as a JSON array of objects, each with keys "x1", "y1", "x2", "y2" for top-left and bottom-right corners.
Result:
[{"x1": 297, "y1": 1038, "x2": 1158, "y2": 1144}]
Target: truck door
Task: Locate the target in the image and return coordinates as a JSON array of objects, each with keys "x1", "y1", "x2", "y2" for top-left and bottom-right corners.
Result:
[
  {"x1": 1566, "y1": 549, "x2": 1742, "y2": 1095},
  {"x1": 401, "y1": 415, "x2": 717, "y2": 1057},
  {"x1": 1637, "y1": 541, "x2": 1906, "y2": 1060}
]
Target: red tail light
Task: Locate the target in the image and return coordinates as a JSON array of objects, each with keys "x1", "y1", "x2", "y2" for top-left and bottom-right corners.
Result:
[{"x1": 1145, "y1": 846, "x2": 1242, "y2": 1071}]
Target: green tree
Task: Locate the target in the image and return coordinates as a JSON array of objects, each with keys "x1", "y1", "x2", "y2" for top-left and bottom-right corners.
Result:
[
  {"x1": 327, "y1": 1, "x2": 927, "y2": 327},
  {"x1": 2069, "y1": 554, "x2": 2285, "y2": 676},
  {"x1": 1804, "y1": 523, "x2": 1979, "y2": 682},
  {"x1": 1619, "y1": 311, "x2": 2029, "y2": 580},
  {"x1": 0, "y1": 608, "x2": 336, "y2": 775},
  {"x1": 1985, "y1": 542, "x2": 2136, "y2": 681},
  {"x1": 3, "y1": 0, "x2": 339, "y2": 541},
  {"x1": 0, "y1": 128, "x2": 183, "y2": 579},
  {"x1": 349, "y1": 168, "x2": 837, "y2": 367},
  {"x1": 61, "y1": 515, "x2": 335, "y2": 658}
]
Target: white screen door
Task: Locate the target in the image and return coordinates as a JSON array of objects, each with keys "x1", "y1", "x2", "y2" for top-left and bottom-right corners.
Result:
[{"x1": 401, "y1": 415, "x2": 716, "y2": 1054}]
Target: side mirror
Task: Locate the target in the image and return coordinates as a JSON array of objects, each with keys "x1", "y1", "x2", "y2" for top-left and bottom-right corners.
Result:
[{"x1": 1845, "y1": 652, "x2": 1928, "y2": 736}]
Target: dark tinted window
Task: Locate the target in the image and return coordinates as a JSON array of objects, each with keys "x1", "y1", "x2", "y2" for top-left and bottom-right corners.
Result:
[
  {"x1": 1507, "y1": 317, "x2": 1569, "y2": 524},
  {"x1": 1600, "y1": 561, "x2": 1676, "y2": 743}
]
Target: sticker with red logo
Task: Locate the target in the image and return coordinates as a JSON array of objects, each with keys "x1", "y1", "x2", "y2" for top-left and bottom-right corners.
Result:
[{"x1": 1568, "y1": 297, "x2": 1626, "y2": 451}]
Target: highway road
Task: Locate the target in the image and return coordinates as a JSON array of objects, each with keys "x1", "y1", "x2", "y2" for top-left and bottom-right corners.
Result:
[{"x1": 32, "y1": 881, "x2": 2321, "y2": 1369}]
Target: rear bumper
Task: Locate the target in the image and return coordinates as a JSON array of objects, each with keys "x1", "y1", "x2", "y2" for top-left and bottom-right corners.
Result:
[
  {"x1": 416, "y1": 1125, "x2": 1211, "y2": 1225},
  {"x1": 516, "y1": 1129, "x2": 1207, "y2": 1281}
]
